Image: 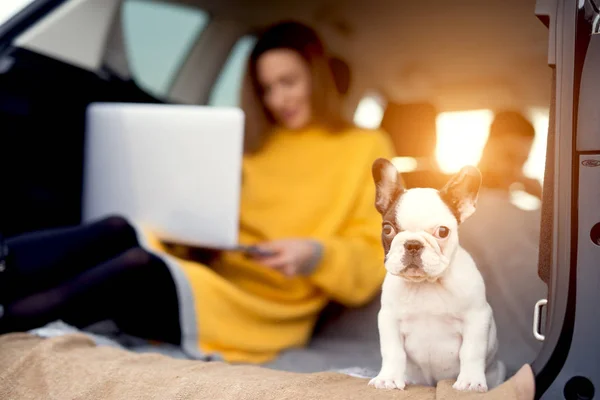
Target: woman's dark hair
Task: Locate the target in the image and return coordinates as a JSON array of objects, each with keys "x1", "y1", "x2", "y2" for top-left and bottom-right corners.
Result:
[{"x1": 241, "y1": 20, "x2": 348, "y2": 153}]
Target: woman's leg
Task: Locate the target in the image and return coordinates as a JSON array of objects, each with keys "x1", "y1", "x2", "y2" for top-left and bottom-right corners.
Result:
[
  {"x1": 3, "y1": 216, "x2": 140, "y2": 303},
  {"x1": 0, "y1": 247, "x2": 181, "y2": 344}
]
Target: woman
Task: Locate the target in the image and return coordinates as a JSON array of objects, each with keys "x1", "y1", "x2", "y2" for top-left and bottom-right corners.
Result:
[
  {"x1": 143, "y1": 20, "x2": 395, "y2": 363},
  {"x1": 0, "y1": 21, "x2": 395, "y2": 364}
]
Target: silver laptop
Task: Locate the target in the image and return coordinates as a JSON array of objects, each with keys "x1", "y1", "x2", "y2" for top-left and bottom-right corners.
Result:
[{"x1": 82, "y1": 102, "x2": 244, "y2": 249}]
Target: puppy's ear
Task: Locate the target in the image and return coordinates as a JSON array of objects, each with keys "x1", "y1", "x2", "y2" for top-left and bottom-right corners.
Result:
[
  {"x1": 439, "y1": 165, "x2": 481, "y2": 223},
  {"x1": 372, "y1": 158, "x2": 404, "y2": 215}
]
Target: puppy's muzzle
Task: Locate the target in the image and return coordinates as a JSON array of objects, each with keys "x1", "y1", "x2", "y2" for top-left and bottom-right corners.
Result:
[
  {"x1": 401, "y1": 240, "x2": 426, "y2": 278},
  {"x1": 404, "y1": 240, "x2": 424, "y2": 255}
]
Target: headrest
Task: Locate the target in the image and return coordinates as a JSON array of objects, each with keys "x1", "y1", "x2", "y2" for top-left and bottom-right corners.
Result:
[
  {"x1": 329, "y1": 56, "x2": 351, "y2": 96},
  {"x1": 380, "y1": 102, "x2": 438, "y2": 158}
]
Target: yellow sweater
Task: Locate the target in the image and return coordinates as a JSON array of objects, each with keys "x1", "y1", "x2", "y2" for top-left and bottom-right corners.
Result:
[{"x1": 144, "y1": 126, "x2": 395, "y2": 363}]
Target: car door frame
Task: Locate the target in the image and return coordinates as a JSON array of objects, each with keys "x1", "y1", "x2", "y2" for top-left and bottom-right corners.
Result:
[{"x1": 533, "y1": 0, "x2": 600, "y2": 398}]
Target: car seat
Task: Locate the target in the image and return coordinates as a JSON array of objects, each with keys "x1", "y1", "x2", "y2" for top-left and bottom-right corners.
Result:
[
  {"x1": 379, "y1": 102, "x2": 447, "y2": 189},
  {"x1": 329, "y1": 56, "x2": 351, "y2": 96}
]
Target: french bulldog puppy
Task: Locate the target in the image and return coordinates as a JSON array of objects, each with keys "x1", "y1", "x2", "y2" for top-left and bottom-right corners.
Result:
[{"x1": 368, "y1": 159, "x2": 505, "y2": 392}]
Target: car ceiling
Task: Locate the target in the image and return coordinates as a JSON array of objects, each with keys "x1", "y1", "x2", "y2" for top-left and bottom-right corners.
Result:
[{"x1": 177, "y1": 0, "x2": 551, "y2": 114}]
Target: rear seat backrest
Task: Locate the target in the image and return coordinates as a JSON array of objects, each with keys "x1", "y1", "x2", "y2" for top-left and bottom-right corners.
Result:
[
  {"x1": 380, "y1": 102, "x2": 437, "y2": 158},
  {"x1": 328, "y1": 56, "x2": 351, "y2": 96}
]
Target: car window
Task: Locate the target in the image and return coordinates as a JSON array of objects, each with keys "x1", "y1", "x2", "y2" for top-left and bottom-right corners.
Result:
[
  {"x1": 122, "y1": 0, "x2": 209, "y2": 98},
  {"x1": 208, "y1": 35, "x2": 257, "y2": 107},
  {"x1": 0, "y1": 0, "x2": 37, "y2": 27}
]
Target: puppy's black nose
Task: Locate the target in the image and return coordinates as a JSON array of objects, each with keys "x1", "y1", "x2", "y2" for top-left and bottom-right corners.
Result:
[{"x1": 404, "y1": 240, "x2": 424, "y2": 254}]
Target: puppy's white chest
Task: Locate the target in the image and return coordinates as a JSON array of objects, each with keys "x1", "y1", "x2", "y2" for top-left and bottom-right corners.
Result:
[
  {"x1": 392, "y1": 285, "x2": 466, "y2": 383},
  {"x1": 399, "y1": 314, "x2": 463, "y2": 377}
]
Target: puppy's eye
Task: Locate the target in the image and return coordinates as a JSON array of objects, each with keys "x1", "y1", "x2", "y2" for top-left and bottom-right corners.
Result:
[
  {"x1": 434, "y1": 226, "x2": 450, "y2": 239},
  {"x1": 382, "y1": 223, "x2": 395, "y2": 236}
]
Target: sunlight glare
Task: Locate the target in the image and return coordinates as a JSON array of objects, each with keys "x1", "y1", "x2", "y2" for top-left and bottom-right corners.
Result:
[
  {"x1": 524, "y1": 108, "x2": 549, "y2": 184},
  {"x1": 354, "y1": 94, "x2": 385, "y2": 129},
  {"x1": 510, "y1": 188, "x2": 542, "y2": 210},
  {"x1": 391, "y1": 157, "x2": 418, "y2": 173},
  {"x1": 435, "y1": 109, "x2": 494, "y2": 174}
]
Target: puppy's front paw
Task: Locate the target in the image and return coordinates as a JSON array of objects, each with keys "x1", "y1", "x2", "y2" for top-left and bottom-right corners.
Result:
[
  {"x1": 368, "y1": 376, "x2": 406, "y2": 390},
  {"x1": 452, "y1": 374, "x2": 488, "y2": 392}
]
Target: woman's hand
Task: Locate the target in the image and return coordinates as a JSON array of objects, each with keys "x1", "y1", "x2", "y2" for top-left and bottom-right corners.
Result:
[{"x1": 252, "y1": 239, "x2": 323, "y2": 277}]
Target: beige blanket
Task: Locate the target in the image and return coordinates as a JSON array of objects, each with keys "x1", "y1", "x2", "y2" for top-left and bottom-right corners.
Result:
[{"x1": 0, "y1": 333, "x2": 521, "y2": 400}]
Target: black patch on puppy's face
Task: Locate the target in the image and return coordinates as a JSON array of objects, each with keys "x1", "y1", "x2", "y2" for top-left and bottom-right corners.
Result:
[
  {"x1": 380, "y1": 191, "x2": 404, "y2": 255},
  {"x1": 372, "y1": 158, "x2": 406, "y2": 256}
]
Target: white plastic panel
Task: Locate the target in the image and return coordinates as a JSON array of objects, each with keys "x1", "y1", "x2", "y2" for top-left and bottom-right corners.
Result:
[{"x1": 14, "y1": 0, "x2": 120, "y2": 71}]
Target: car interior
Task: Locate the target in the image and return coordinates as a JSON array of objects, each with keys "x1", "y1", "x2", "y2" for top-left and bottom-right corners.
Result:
[
  {"x1": 0, "y1": 0, "x2": 552, "y2": 244},
  {"x1": 0, "y1": 0, "x2": 598, "y2": 398}
]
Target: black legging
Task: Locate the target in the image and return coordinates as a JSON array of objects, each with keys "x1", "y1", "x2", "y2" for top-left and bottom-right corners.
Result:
[{"x1": 0, "y1": 216, "x2": 181, "y2": 344}]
